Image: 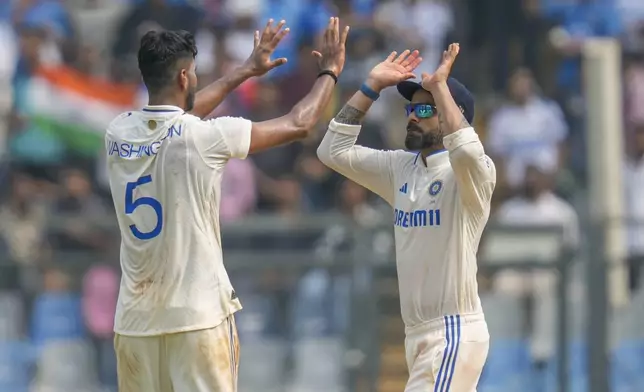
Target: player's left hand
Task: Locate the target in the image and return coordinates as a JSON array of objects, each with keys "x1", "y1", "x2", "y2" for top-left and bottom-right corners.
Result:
[
  {"x1": 244, "y1": 19, "x2": 290, "y2": 76},
  {"x1": 366, "y1": 49, "x2": 422, "y2": 91},
  {"x1": 421, "y1": 43, "x2": 459, "y2": 89}
]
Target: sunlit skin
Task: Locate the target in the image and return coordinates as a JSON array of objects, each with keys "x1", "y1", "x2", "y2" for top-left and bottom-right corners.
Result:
[{"x1": 405, "y1": 89, "x2": 445, "y2": 160}]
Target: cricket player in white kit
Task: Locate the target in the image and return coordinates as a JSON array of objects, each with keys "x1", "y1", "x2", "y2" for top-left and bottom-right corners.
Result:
[
  {"x1": 318, "y1": 44, "x2": 495, "y2": 391},
  {"x1": 105, "y1": 18, "x2": 350, "y2": 392}
]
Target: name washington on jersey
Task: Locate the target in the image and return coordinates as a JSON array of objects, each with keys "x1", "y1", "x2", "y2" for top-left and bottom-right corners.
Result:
[{"x1": 107, "y1": 123, "x2": 183, "y2": 158}]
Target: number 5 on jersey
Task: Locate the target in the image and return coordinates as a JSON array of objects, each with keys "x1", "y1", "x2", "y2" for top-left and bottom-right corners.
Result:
[{"x1": 125, "y1": 175, "x2": 163, "y2": 240}]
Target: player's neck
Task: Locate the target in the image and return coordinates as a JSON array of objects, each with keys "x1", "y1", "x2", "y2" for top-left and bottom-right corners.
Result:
[
  {"x1": 147, "y1": 94, "x2": 185, "y2": 111},
  {"x1": 419, "y1": 145, "x2": 446, "y2": 166}
]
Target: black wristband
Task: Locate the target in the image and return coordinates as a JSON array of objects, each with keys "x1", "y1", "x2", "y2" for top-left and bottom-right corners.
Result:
[{"x1": 317, "y1": 70, "x2": 338, "y2": 84}]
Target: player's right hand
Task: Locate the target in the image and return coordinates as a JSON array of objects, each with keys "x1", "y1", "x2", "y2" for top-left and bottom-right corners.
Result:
[
  {"x1": 366, "y1": 50, "x2": 423, "y2": 91},
  {"x1": 243, "y1": 19, "x2": 290, "y2": 77},
  {"x1": 312, "y1": 17, "x2": 350, "y2": 77}
]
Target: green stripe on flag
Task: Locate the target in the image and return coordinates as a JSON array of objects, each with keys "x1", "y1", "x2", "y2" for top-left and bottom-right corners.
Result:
[{"x1": 31, "y1": 115, "x2": 103, "y2": 157}]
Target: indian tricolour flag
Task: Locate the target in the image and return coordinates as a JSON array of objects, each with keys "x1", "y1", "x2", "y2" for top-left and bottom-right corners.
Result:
[{"x1": 25, "y1": 66, "x2": 137, "y2": 156}]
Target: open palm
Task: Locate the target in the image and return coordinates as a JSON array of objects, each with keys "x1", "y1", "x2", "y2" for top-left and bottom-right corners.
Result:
[
  {"x1": 368, "y1": 50, "x2": 422, "y2": 90},
  {"x1": 244, "y1": 19, "x2": 290, "y2": 76},
  {"x1": 421, "y1": 43, "x2": 460, "y2": 89}
]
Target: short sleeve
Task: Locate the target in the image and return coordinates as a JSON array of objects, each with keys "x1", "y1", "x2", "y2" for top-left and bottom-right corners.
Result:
[{"x1": 197, "y1": 116, "x2": 252, "y2": 161}]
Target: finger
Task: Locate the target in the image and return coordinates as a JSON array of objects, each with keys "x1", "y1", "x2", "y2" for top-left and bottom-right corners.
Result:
[
  {"x1": 400, "y1": 50, "x2": 420, "y2": 68},
  {"x1": 311, "y1": 50, "x2": 323, "y2": 58},
  {"x1": 421, "y1": 72, "x2": 431, "y2": 80},
  {"x1": 450, "y1": 43, "x2": 460, "y2": 58},
  {"x1": 408, "y1": 56, "x2": 423, "y2": 71},
  {"x1": 262, "y1": 19, "x2": 274, "y2": 41},
  {"x1": 254, "y1": 30, "x2": 260, "y2": 47},
  {"x1": 270, "y1": 26, "x2": 290, "y2": 48},
  {"x1": 327, "y1": 17, "x2": 336, "y2": 43},
  {"x1": 394, "y1": 50, "x2": 411, "y2": 64},
  {"x1": 330, "y1": 17, "x2": 339, "y2": 43},
  {"x1": 324, "y1": 17, "x2": 333, "y2": 43},
  {"x1": 273, "y1": 20, "x2": 286, "y2": 35},
  {"x1": 385, "y1": 51, "x2": 397, "y2": 62},
  {"x1": 269, "y1": 57, "x2": 288, "y2": 68},
  {"x1": 340, "y1": 25, "x2": 350, "y2": 46},
  {"x1": 335, "y1": 17, "x2": 341, "y2": 42},
  {"x1": 403, "y1": 73, "x2": 417, "y2": 80}
]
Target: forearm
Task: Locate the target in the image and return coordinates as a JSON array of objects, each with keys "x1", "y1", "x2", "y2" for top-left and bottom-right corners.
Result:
[
  {"x1": 429, "y1": 81, "x2": 470, "y2": 135},
  {"x1": 334, "y1": 80, "x2": 379, "y2": 125},
  {"x1": 247, "y1": 74, "x2": 336, "y2": 153},
  {"x1": 287, "y1": 74, "x2": 337, "y2": 131},
  {"x1": 190, "y1": 65, "x2": 255, "y2": 119}
]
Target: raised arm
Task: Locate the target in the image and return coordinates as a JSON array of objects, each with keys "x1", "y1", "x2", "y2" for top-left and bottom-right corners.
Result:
[
  {"x1": 421, "y1": 44, "x2": 496, "y2": 215},
  {"x1": 189, "y1": 19, "x2": 291, "y2": 119},
  {"x1": 248, "y1": 17, "x2": 349, "y2": 154},
  {"x1": 317, "y1": 50, "x2": 422, "y2": 204}
]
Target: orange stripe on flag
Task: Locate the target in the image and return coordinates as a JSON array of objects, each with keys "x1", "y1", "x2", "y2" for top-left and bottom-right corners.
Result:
[{"x1": 36, "y1": 66, "x2": 137, "y2": 107}]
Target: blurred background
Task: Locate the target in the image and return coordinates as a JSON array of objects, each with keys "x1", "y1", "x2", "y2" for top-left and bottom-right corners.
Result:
[{"x1": 0, "y1": 0, "x2": 643, "y2": 391}]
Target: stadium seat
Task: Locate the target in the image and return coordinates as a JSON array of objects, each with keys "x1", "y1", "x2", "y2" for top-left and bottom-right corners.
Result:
[
  {"x1": 31, "y1": 339, "x2": 100, "y2": 392},
  {"x1": 543, "y1": 340, "x2": 588, "y2": 392},
  {"x1": 0, "y1": 291, "x2": 25, "y2": 340},
  {"x1": 30, "y1": 292, "x2": 85, "y2": 347},
  {"x1": 611, "y1": 339, "x2": 644, "y2": 392},
  {"x1": 0, "y1": 340, "x2": 34, "y2": 392},
  {"x1": 478, "y1": 339, "x2": 533, "y2": 392}
]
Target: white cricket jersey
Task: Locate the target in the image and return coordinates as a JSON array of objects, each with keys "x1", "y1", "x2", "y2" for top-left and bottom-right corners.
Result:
[
  {"x1": 105, "y1": 105, "x2": 251, "y2": 336},
  {"x1": 318, "y1": 119, "x2": 496, "y2": 328}
]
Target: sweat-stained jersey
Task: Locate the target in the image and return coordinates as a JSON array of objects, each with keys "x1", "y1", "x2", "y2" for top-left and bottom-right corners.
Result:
[
  {"x1": 105, "y1": 105, "x2": 251, "y2": 336},
  {"x1": 317, "y1": 119, "x2": 496, "y2": 328}
]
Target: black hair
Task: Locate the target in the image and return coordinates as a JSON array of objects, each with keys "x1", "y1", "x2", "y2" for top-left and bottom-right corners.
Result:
[{"x1": 137, "y1": 30, "x2": 198, "y2": 94}]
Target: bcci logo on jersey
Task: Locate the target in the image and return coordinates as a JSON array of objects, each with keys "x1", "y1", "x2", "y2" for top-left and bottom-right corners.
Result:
[{"x1": 429, "y1": 180, "x2": 443, "y2": 196}]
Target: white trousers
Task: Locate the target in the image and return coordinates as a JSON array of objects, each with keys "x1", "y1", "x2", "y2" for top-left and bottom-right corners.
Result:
[
  {"x1": 404, "y1": 313, "x2": 489, "y2": 392},
  {"x1": 114, "y1": 316, "x2": 239, "y2": 392}
]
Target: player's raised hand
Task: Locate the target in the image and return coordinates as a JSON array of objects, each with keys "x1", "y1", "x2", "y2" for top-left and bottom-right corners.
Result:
[
  {"x1": 243, "y1": 19, "x2": 290, "y2": 76},
  {"x1": 366, "y1": 49, "x2": 423, "y2": 91},
  {"x1": 311, "y1": 17, "x2": 350, "y2": 76},
  {"x1": 421, "y1": 43, "x2": 459, "y2": 89}
]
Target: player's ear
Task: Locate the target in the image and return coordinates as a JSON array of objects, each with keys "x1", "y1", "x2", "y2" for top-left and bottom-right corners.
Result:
[{"x1": 178, "y1": 69, "x2": 188, "y2": 91}]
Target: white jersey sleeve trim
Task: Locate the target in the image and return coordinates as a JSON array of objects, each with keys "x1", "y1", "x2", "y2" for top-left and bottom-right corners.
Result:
[
  {"x1": 328, "y1": 119, "x2": 362, "y2": 136},
  {"x1": 217, "y1": 116, "x2": 252, "y2": 159}
]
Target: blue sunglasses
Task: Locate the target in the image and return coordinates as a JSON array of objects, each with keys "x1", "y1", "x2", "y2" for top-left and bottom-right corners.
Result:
[{"x1": 405, "y1": 103, "x2": 437, "y2": 119}]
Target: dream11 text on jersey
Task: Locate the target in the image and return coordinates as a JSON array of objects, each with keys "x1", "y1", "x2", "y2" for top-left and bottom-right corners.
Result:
[{"x1": 394, "y1": 208, "x2": 441, "y2": 228}]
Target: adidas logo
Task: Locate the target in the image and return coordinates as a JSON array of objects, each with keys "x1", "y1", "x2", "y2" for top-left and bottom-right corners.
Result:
[{"x1": 399, "y1": 183, "x2": 408, "y2": 194}]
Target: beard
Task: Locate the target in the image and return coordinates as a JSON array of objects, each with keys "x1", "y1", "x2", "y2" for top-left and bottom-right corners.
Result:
[
  {"x1": 404, "y1": 123, "x2": 443, "y2": 150},
  {"x1": 185, "y1": 86, "x2": 196, "y2": 112}
]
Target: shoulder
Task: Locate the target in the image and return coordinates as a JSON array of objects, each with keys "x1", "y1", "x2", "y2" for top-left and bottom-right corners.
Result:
[
  {"x1": 106, "y1": 111, "x2": 139, "y2": 140},
  {"x1": 107, "y1": 111, "x2": 135, "y2": 129},
  {"x1": 203, "y1": 116, "x2": 251, "y2": 127}
]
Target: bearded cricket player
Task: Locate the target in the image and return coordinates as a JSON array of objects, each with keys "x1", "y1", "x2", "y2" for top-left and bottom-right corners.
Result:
[
  {"x1": 105, "y1": 17, "x2": 349, "y2": 392},
  {"x1": 317, "y1": 44, "x2": 495, "y2": 391}
]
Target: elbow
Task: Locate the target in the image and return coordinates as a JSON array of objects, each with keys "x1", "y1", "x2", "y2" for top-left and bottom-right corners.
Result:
[
  {"x1": 288, "y1": 107, "x2": 319, "y2": 140},
  {"x1": 316, "y1": 143, "x2": 331, "y2": 167}
]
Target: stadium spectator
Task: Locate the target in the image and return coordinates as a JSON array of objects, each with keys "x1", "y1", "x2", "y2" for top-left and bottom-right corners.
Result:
[
  {"x1": 492, "y1": 165, "x2": 579, "y2": 365},
  {"x1": 486, "y1": 68, "x2": 568, "y2": 191}
]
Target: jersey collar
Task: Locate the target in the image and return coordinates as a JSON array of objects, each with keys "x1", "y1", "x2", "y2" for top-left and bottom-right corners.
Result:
[
  {"x1": 142, "y1": 105, "x2": 184, "y2": 113},
  {"x1": 415, "y1": 149, "x2": 448, "y2": 168}
]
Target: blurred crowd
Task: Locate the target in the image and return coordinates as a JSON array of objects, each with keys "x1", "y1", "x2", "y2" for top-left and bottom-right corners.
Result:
[{"x1": 1, "y1": 0, "x2": 644, "y2": 391}]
